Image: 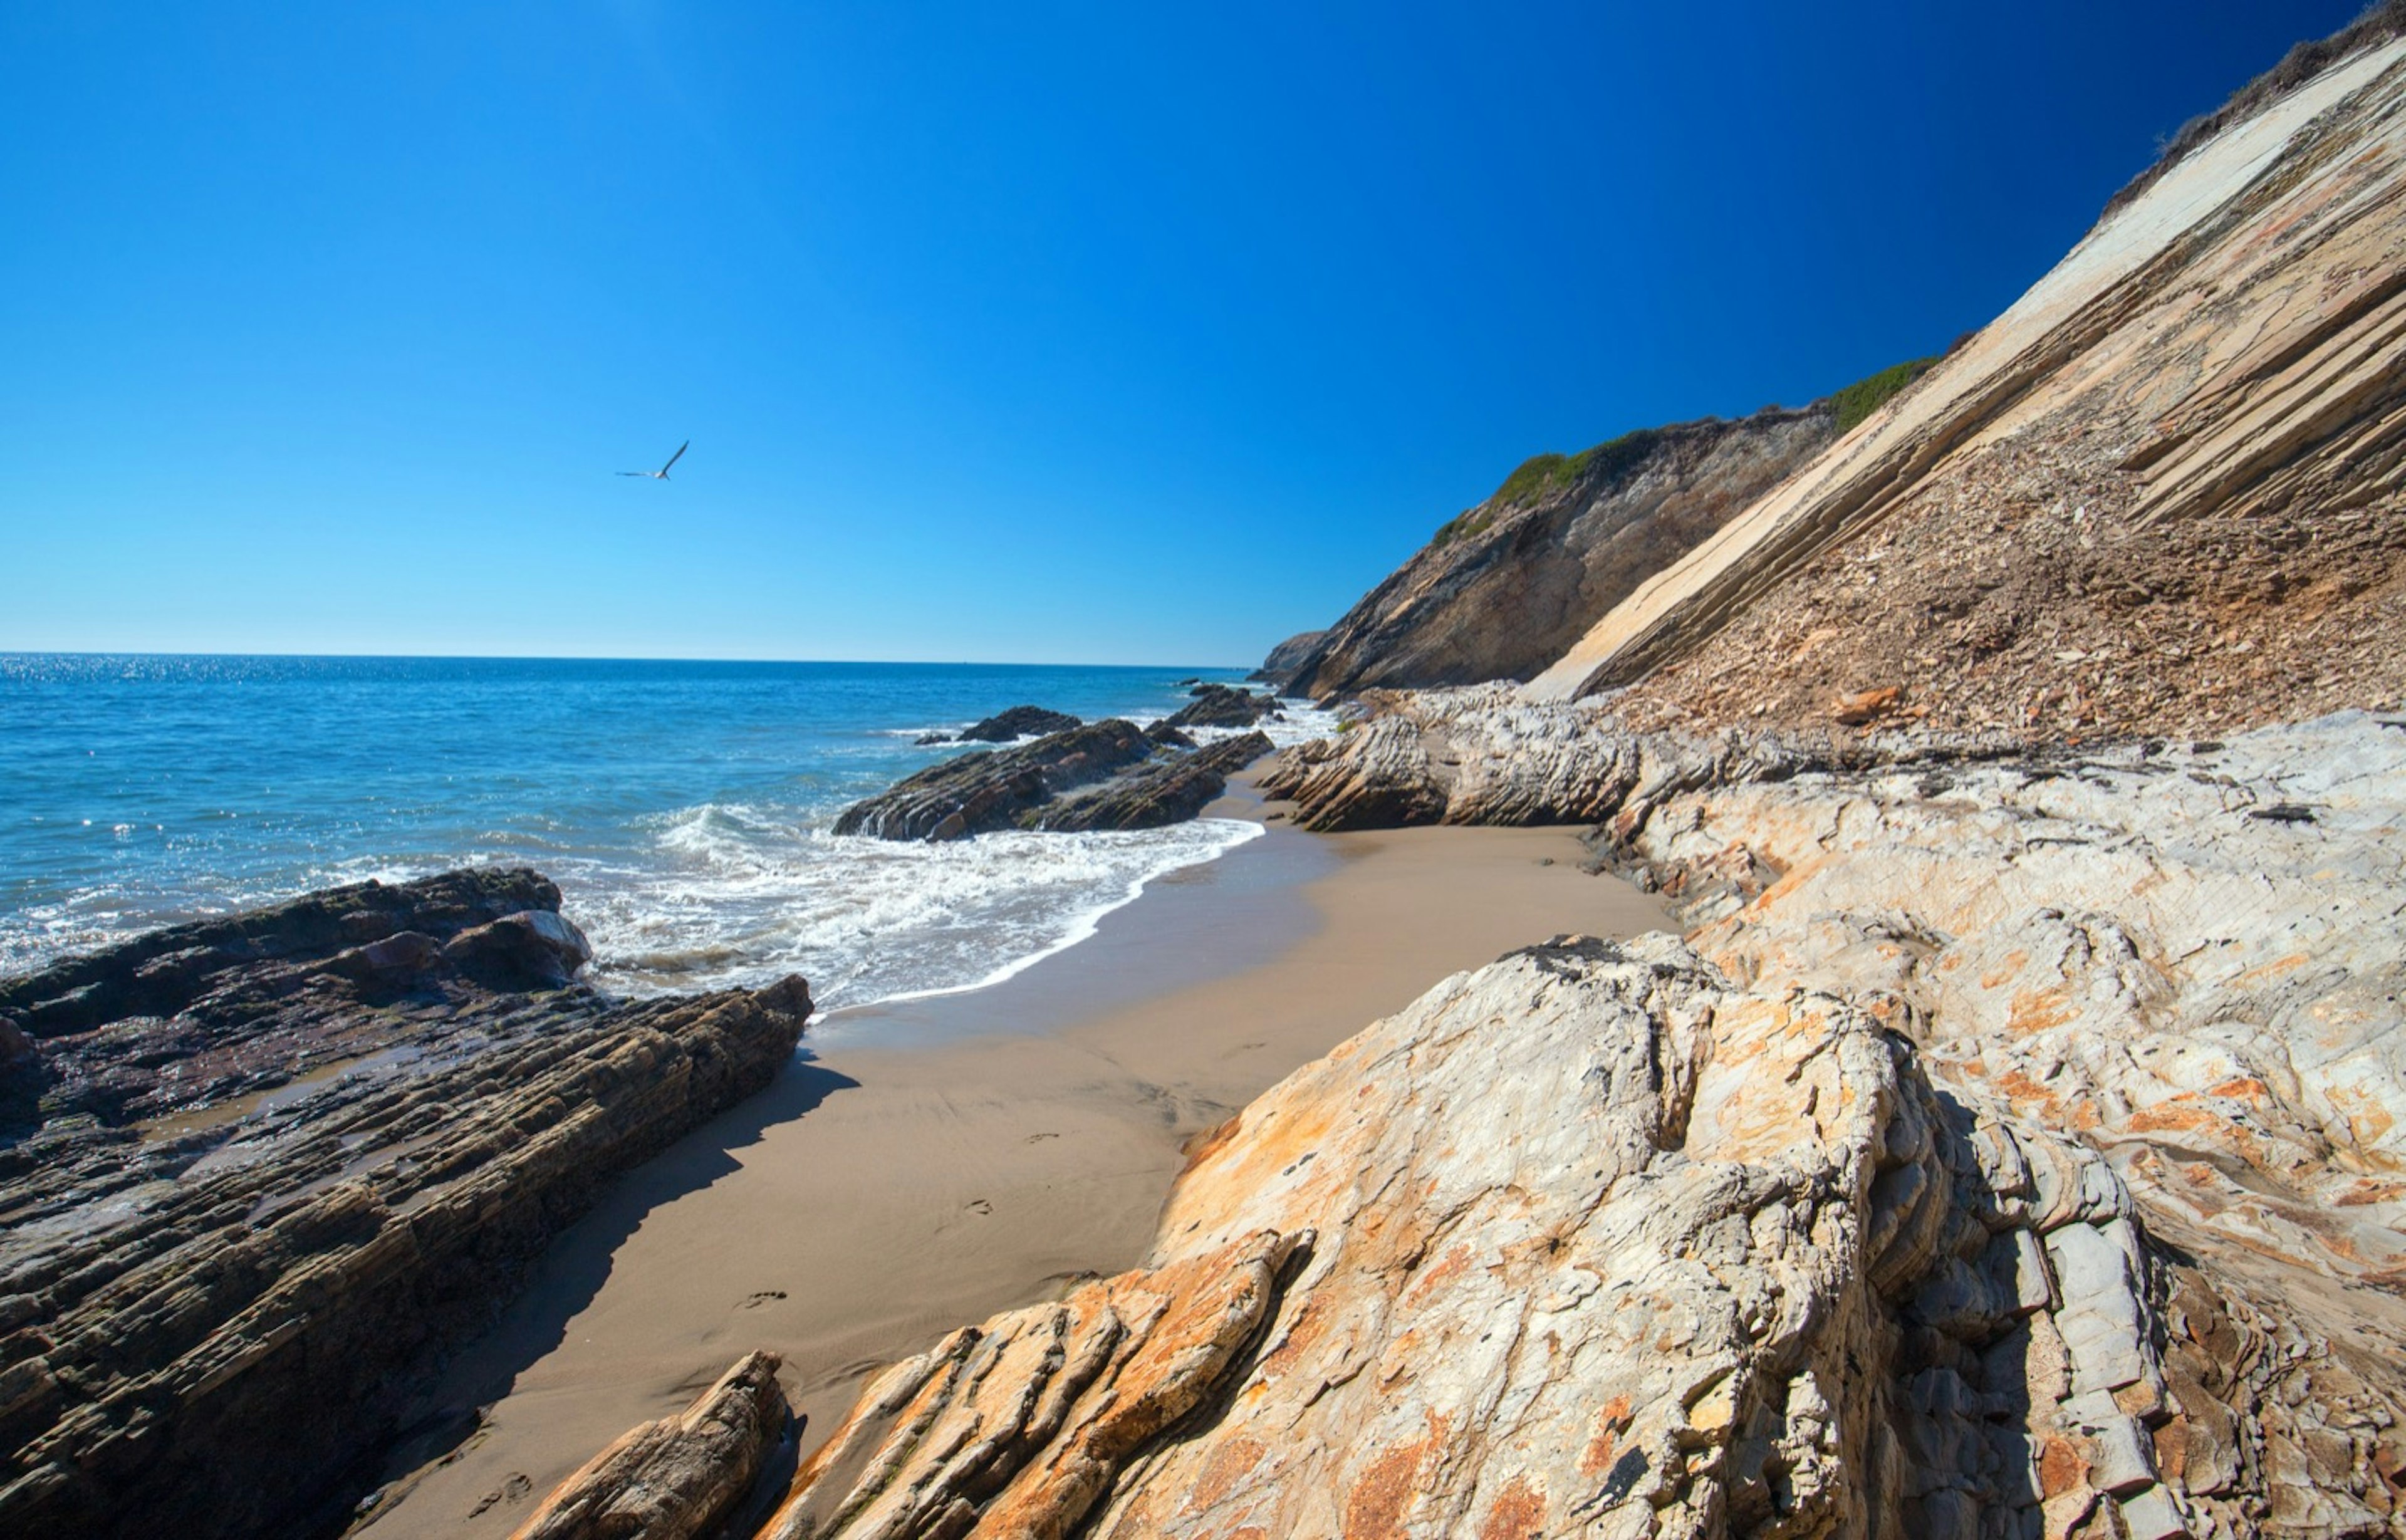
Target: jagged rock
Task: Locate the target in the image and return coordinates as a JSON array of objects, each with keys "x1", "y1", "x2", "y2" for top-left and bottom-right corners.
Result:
[
  {"x1": 914, "y1": 731, "x2": 952, "y2": 745},
  {"x1": 1530, "y1": 34, "x2": 2406, "y2": 740},
  {"x1": 0, "y1": 868, "x2": 588, "y2": 1132},
  {"x1": 1163, "y1": 684, "x2": 1284, "y2": 731},
  {"x1": 833, "y1": 721, "x2": 1154, "y2": 840},
  {"x1": 1143, "y1": 720, "x2": 1197, "y2": 749},
  {"x1": 956, "y1": 705, "x2": 1082, "y2": 743},
  {"x1": 1249, "y1": 630, "x2": 1326, "y2": 686},
  {"x1": 0, "y1": 875, "x2": 813, "y2": 1540},
  {"x1": 1282, "y1": 406, "x2": 1838, "y2": 700},
  {"x1": 509, "y1": 1351, "x2": 789, "y2": 1540},
  {"x1": 625, "y1": 933, "x2": 2353, "y2": 1537},
  {"x1": 1035, "y1": 732, "x2": 1274, "y2": 832}
]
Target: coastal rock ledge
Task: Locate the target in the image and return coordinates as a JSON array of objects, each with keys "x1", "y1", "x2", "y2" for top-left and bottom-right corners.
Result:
[
  {"x1": 539, "y1": 932, "x2": 2397, "y2": 1537},
  {"x1": 0, "y1": 870, "x2": 811, "y2": 1540}
]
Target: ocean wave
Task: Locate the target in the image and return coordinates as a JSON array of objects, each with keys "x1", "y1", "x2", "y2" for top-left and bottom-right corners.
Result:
[{"x1": 561, "y1": 808, "x2": 1264, "y2": 1006}]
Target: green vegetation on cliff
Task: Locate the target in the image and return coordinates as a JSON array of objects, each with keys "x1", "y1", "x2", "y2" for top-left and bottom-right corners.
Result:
[{"x1": 1830, "y1": 356, "x2": 1938, "y2": 432}]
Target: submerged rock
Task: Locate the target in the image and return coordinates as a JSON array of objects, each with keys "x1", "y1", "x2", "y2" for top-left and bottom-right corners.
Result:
[{"x1": 0, "y1": 871, "x2": 813, "y2": 1540}]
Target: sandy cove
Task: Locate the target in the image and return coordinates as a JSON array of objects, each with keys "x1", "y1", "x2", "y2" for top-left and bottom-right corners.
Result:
[{"x1": 360, "y1": 790, "x2": 1668, "y2": 1537}]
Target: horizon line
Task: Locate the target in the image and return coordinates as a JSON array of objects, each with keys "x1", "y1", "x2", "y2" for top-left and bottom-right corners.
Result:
[{"x1": 0, "y1": 647, "x2": 1256, "y2": 672}]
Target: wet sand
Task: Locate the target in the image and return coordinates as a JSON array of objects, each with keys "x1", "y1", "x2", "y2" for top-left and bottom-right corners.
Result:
[{"x1": 362, "y1": 796, "x2": 1668, "y2": 1536}]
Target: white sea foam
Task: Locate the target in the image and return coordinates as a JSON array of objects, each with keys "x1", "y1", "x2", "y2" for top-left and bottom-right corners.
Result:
[{"x1": 558, "y1": 805, "x2": 1264, "y2": 1007}]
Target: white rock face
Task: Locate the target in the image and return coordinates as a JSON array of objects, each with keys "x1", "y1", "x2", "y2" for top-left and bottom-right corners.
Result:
[{"x1": 644, "y1": 931, "x2": 2400, "y2": 1539}]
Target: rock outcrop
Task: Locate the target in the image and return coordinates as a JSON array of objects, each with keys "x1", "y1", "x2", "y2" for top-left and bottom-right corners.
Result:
[
  {"x1": 837, "y1": 719, "x2": 1276, "y2": 840},
  {"x1": 0, "y1": 871, "x2": 813, "y2": 1540},
  {"x1": 834, "y1": 721, "x2": 1157, "y2": 840},
  {"x1": 555, "y1": 930, "x2": 2391, "y2": 1536},
  {"x1": 508, "y1": 1351, "x2": 791, "y2": 1540},
  {"x1": 1526, "y1": 34, "x2": 2406, "y2": 741},
  {"x1": 1033, "y1": 732, "x2": 1274, "y2": 832},
  {"x1": 1162, "y1": 682, "x2": 1286, "y2": 731},
  {"x1": 1249, "y1": 629, "x2": 1326, "y2": 684},
  {"x1": 0, "y1": 867, "x2": 587, "y2": 1131},
  {"x1": 1279, "y1": 405, "x2": 1839, "y2": 700},
  {"x1": 956, "y1": 705, "x2": 1083, "y2": 743}
]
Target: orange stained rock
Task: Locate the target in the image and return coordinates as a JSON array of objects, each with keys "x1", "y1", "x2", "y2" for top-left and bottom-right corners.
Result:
[
  {"x1": 1475, "y1": 1474, "x2": 1549, "y2": 1540},
  {"x1": 1339, "y1": 1413, "x2": 1447, "y2": 1540},
  {"x1": 1580, "y1": 1394, "x2": 1634, "y2": 1474}
]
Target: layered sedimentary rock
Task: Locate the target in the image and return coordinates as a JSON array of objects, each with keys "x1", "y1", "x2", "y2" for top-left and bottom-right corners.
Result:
[
  {"x1": 838, "y1": 718, "x2": 1276, "y2": 840},
  {"x1": 0, "y1": 871, "x2": 812, "y2": 1540},
  {"x1": 954, "y1": 705, "x2": 1082, "y2": 744},
  {"x1": 1162, "y1": 682, "x2": 1287, "y2": 731},
  {"x1": 558, "y1": 932, "x2": 2388, "y2": 1536},
  {"x1": 508, "y1": 1351, "x2": 791, "y2": 1540},
  {"x1": 1273, "y1": 406, "x2": 1838, "y2": 700},
  {"x1": 835, "y1": 721, "x2": 1157, "y2": 840},
  {"x1": 1033, "y1": 731, "x2": 1274, "y2": 832},
  {"x1": 1249, "y1": 629, "x2": 1326, "y2": 683},
  {"x1": 1526, "y1": 36, "x2": 2406, "y2": 738},
  {"x1": 1257, "y1": 688, "x2": 2406, "y2": 1531}
]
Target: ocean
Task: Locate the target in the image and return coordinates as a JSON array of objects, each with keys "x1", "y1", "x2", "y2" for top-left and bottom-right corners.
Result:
[{"x1": 0, "y1": 655, "x2": 1331, "y2": 1008}]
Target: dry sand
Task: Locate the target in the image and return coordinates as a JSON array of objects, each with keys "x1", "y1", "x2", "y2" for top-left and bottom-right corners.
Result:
[{"x1": 362, "y1": 798, "x2": 1667, "y2": 1536}]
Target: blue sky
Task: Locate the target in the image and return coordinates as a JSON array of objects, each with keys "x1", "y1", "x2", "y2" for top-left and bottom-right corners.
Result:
[{"x1": 0, "y1": 2, "x2": 2365, "y2": 665}]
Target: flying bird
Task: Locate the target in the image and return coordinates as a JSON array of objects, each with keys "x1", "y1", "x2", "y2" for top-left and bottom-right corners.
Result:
[{"x1": 618, "y1": 441, "x2": 689, "y2": 480}]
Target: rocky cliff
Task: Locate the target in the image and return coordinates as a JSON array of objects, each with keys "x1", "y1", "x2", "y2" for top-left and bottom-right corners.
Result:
[
  {"x1": 1524, "y1": 31, "x2": 2406, "y2": 741},
  {"x1": 0, "y1": 871, "x2": 812, "y2": 1540},
  {"x1": 1269, "y1": 405, "x2": 1840, "y2": 700}
]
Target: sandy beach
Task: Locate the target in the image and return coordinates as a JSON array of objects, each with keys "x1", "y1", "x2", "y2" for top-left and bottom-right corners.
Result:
[{"x1": 360, "y1": 792, "x2": 1667, "y2": 1536}]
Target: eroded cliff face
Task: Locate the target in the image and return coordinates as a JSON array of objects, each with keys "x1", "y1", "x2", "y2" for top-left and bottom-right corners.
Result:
[
  {"x1": 1524, "y1": 38, "x2": 2406, "y2": 741},
  {"x1": 1273, "y1": 407, "x2": 1837, "y2": 700}
]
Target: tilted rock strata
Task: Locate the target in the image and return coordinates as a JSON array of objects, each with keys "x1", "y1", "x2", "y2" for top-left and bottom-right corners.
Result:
[
  {"x1": 838, "y1": 719, "x2": 1278, "y2": 840},
  {"x1": 509, "y1": 1350, "x2": 791, "y2": 1540},
  {"x1": 955, "y1": 705, "x2": 1082, "y2": 744},
  {"x1": 1162, "y1": 682, "x2": 1287, "y2": 731},
  {"x1": 0, "y1": 874, "x2": 813, "y2": 1540},
  {"x1": 563, "y1": 935, "x2": 2385, "y2": 1536},
  {"x1": 1283, "y1": 405, "x2": 1837, "y2": 700},
  {"x1": 0, "y1": 867, "x2": 586, "y2": 1130},
  {"x1": 1529, "y1": 38, "x2": 2406, "y2": 742},
  {"x1": 1249, "y1": 628, "x2": 1326, "y2": 683},
  {"x1": 833, "y1": 721, "x2": 1156, "y2": 840},
  {"x1": 1034, "y1": 731, "x2": 1274, "y2": 832}
]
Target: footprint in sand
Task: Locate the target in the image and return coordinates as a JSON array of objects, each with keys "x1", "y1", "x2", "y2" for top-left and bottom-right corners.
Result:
[
  {"x1": 1023, "y1": 1132, "x2": 1058, "y2": 1143},
  {"x1": 467, "y1": 1473, "x2": 532, "y2": 1517},
  {"x1": 740, "y1": 1289, "x2": 788, "y2": 1309},
  {"x1": 966, "y1": 1199, "x2": 993, "y2": 1215}
]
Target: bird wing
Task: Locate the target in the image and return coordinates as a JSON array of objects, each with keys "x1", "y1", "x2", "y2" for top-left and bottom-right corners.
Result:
[
  {"x1": 660, "y1": 440, "x2": 689, "y2": 474},
  {"x1": 617, "y1": 470, "x2": 650, "y2": 476}
]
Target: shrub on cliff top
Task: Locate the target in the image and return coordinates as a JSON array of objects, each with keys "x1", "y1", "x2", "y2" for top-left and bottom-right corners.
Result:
[
  {"x1": 1830, "y1": 357, "x2": 1939, "y2": 433},
  {"x1": 2102, "y1": 0, "x2": 2406, "y2": 218},
  {"x1": 1481, "y1": 427, "x2": 1667, "y2": 515}
]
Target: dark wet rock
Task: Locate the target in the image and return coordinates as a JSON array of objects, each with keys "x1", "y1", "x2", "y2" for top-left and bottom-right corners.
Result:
[
  {"x1": 833, "y1": 721, "x2": 1154, "y2": 840},
  {"x1": 914, "y1": 731, "x2": 952, "y2": 746},
  {"x1": 1164, "y1": 684, "x2": 1285, "y2": 731},
  {"x1": 0, "y1": 869, "x2": 589, "y2": 1134},
  {"x1": 956, "y1": 705, "x2": 1081, "y2": 743},
  {"x1": 1144, "y1": 721, "x2": 1197, "y2": 749},
  {"x1": 1036, "y1": 732, "x2": 1274, "y2": 832},
  {"x1": 0, "y1": 873, "x2": 811, "y2": 1540}
]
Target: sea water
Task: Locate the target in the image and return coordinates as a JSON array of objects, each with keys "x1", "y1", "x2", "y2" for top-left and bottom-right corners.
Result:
[{"x1": 0, "y1": 655, "x2": 1332, "y2": 1007}]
